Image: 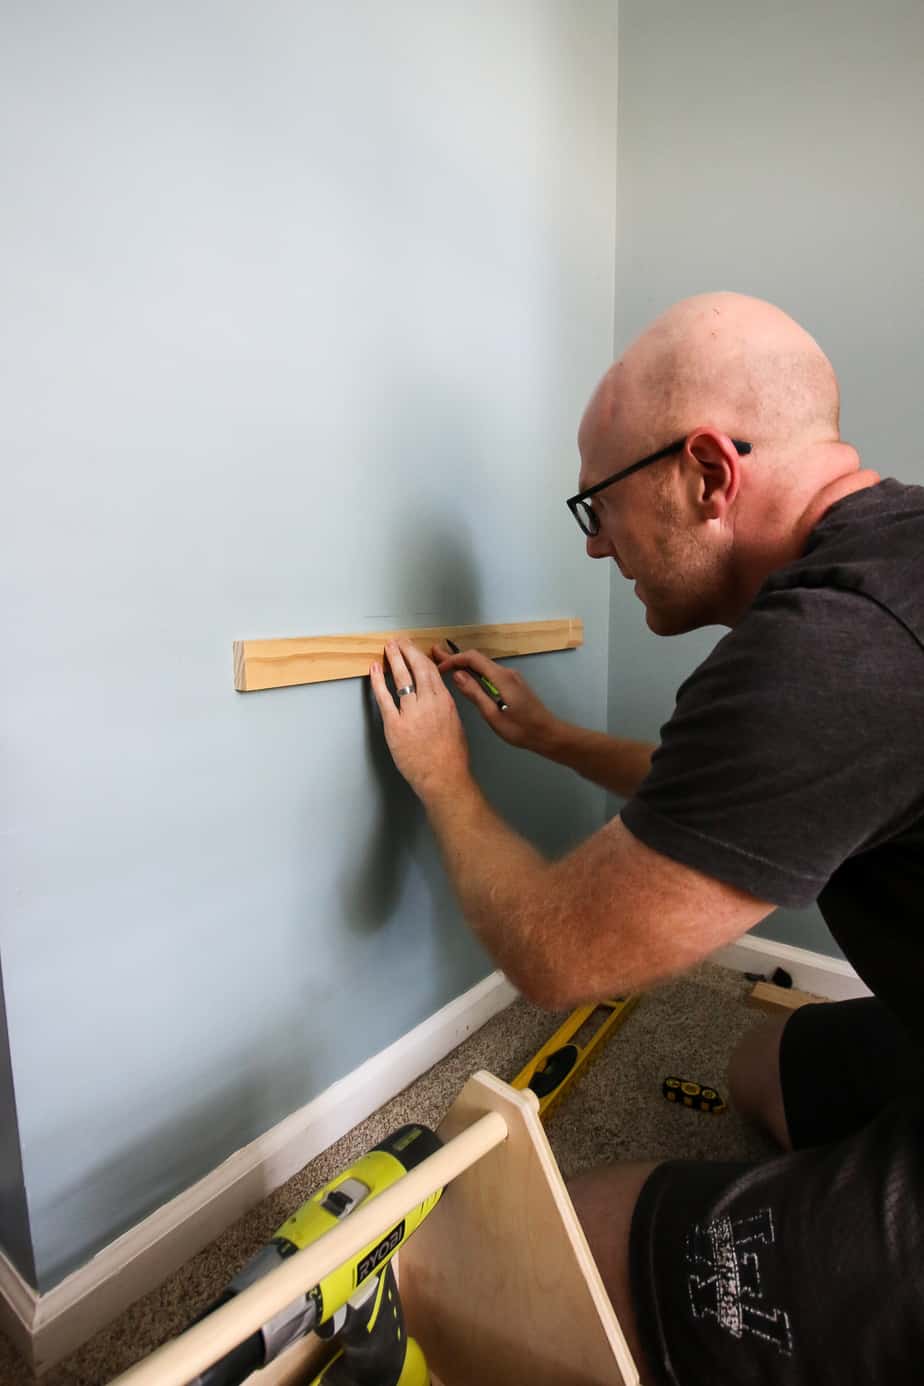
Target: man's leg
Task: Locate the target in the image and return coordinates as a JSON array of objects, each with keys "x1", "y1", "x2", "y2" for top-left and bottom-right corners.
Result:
[
  {"x1": 731, "y1": 997, "x2": 924, "y2": 1153},
  {"x1": 565, "y1": 1002, "x2": 924, "y2": 1386},
  {"x1": 567, "y1": 1160, "x2": 661, "y2": 1383},
  {"x1": 728, "y1": 1015, "x2": 791, "y2": 1149},
  {"x1": 567, "y1": 1020, "x2": 792, "y2": 1383}
]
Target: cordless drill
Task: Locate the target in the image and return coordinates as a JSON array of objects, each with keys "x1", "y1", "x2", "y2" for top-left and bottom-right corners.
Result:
[{"x1": 185, "y1": 1124, "x2": 442, "y2": 1386}]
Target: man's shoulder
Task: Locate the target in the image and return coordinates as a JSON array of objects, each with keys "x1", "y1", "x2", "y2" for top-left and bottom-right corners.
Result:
[
  {"x1": 706, "y1": 580, "x2": 882, "y2": 667},
  {"x1": 753, "y1": 478, "x2": 924, "y2": 653},
  {"x1": 787, "y1": 477, "x2": 924, "y2": 567},
  {"x1": 678, "y1": 576, "x2": 919, "y2": 716}
]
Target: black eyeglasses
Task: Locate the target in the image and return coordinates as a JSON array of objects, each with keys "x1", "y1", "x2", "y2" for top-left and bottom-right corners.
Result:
[{"x1": 566, "y1": 436, "x2": 753, "y2": 537}]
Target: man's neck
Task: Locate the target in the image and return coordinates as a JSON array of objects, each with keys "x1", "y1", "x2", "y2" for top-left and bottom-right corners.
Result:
[
  {"x1": 792, "y1": 466, "x2": 881, "y2": 547},
  {"x1": 722, "y1": 451, "x2": 880, "y2": 626}
]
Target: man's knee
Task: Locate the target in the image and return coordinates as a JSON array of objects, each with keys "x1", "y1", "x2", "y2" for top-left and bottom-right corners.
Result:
[
  {"x1": 728, "y1": 1015, "x2": 792, "y2": 1149},
  {"x1": 567, "y1": 1161, "x2": 660, "y2": 1382}
]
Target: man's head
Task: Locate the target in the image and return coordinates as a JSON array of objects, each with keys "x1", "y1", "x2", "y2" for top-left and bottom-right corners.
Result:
[{"x1": 575, "y1": 292, "x2": 875, "y2": 633}]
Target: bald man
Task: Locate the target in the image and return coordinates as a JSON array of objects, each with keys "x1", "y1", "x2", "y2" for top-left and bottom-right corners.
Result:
[{"x1": 370, "y1": 293, "x2": 924, "y2": 1385}]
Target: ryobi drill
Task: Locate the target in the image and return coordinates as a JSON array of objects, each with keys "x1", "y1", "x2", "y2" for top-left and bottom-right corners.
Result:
[{"x1": 185, "y1": 1123, "x2": 442, "y2": 1386}]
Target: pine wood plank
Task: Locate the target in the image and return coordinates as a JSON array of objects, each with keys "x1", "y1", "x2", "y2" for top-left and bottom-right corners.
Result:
[
  {"x1": 233, "y1": 618, "x2": 583, "y2": 692},
  {"x1": 748, "y1": 981, "x2": 824, "y2": 1013},
  {"x1": 399, "y1": 1071, "x2": 638, "y2": 1386}
]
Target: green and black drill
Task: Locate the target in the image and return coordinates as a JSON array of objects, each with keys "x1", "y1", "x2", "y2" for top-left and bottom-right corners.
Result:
[{"x1": 185, "y1": 1124, "x2": 442, "y2": 1386}]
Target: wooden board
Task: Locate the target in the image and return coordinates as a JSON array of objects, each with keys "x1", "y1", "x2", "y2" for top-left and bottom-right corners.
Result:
[
  {"x1": 242, "y1": 1334, "x2": 329, "y2": 1385},
  {"x1": 233, "y1": 618, "x2": 583, "y2": 692},
  {"x1": 748, "y1": 981, "x2": 824, "y2": 1014},
  {"x1": 399, "y1": 1071, "x2": 638, "y2": 1386}
]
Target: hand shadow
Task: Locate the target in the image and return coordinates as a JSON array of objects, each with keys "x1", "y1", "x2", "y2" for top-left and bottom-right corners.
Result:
[
  {"x1": 340, "y1": 674, "x2": 425, "y2": 933},
  {"x1": 336, "y1": 382, "x2": 485, "y2": 935}
]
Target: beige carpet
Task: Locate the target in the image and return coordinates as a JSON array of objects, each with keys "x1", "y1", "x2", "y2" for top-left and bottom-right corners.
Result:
[{"x1": 0, "y1": 962, "x2": 778, "y2": 1385}]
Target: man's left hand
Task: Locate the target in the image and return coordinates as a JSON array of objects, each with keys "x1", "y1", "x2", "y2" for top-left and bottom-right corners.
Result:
[{"x1": 370, "y1": 639, "x2": 471, "y2": 802}]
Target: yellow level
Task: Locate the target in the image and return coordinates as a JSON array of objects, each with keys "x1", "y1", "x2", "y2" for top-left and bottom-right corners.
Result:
[{"x1": 511, "y1": 996, "x2": 640, "y2": 1119}]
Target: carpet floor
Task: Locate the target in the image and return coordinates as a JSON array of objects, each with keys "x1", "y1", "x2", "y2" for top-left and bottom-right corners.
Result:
[{"x1": 0, "y1": 962, "x2": 779, "y2": 1385}]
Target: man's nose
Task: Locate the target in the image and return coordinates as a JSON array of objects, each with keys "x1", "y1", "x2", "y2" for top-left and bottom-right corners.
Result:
[{"x1": 585, "y1": 532, "x2": 611, "y2": 560}]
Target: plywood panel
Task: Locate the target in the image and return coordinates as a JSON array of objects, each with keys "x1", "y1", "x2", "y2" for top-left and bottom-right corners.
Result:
[
  {"x1": 233, "y1": 619, "x2": 583, "y2": 692},
  {"x1": 400, "y1": 1071, "x2": 638, "y2": 1386},
  {"x1": 242, "y1": 1334, "x2": 328, "y2": 1385}
]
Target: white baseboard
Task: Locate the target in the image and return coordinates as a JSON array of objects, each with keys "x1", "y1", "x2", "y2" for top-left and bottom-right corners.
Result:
[
  {"x1": 0, "y1": 1251, "x2": 37, "y2": 1375},
  {"x1": 709, "y1": 933, "x2": 871, "y2": 1001},
  {"x1": 0, "y1": 970, "x2": 517, "y2": 1375}
]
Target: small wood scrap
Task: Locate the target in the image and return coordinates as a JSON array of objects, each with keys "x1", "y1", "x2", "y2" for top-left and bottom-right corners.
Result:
[{"x1": 748, "y1": 980, "x2": 827, "y2": 1014}]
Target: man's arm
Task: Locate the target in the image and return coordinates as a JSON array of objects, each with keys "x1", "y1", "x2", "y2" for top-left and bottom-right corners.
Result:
[
  {"x1": 370, "y1": 641, "x2": 775, "y2": 1007},
  {"x1": 540, "y1": 722, "x2": 656, "y2": 798},
  {"x1": 423, "y1": 777, "x2": 774, "y2": 1008}
]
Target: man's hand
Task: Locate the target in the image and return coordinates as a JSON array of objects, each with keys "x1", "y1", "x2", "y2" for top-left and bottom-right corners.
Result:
[
  {"x1": 431, "y1": 642, "x2": 562, "y2": 754},
  {"x1": 370, "y1": 640, "x2": 471, "y2": 803}
]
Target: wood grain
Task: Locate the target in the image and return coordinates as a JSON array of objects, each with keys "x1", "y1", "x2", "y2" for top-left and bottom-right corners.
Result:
[
  {"x1": 242, "y1": 1334, "x2": 329, "y2": 1384},
  {"x1": 233, "y1": 618, "x2": 583, "y2": 692},
  {"x1": 748, "y1": 981, "x2": 824, "y2": 1014},
  {"x1": 400, "y1": 1071, "x2": 638, "y2": 1386}
]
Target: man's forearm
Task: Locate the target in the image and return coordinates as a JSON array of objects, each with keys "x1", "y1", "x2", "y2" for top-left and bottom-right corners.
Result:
[
  {"x1": 423, "y1": 779, "x2": 563, "y2": 1005},
  {"x1": 537, "y1": 721, "x2": 656, "y2": 798}
]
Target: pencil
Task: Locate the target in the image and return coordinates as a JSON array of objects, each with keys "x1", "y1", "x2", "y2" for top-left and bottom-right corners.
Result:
[{"x1": 445, "y1": 638, "x2": 508, "y2": 711}]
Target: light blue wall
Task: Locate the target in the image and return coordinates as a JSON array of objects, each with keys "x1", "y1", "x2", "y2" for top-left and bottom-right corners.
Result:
[
  {"x1": 610, "y1": 0, "x2": 924, "y2": 958},
  {"x1": 0, "y1": 1, "x2": 618, "y2": 1289}
]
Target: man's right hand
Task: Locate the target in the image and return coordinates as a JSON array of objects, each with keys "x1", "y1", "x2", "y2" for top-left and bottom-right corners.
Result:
[{"x1": 431, "y1": 643, "x2": 562, "y2": 755}]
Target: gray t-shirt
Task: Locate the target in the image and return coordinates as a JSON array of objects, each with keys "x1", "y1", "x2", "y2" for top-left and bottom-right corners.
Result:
[{"x1": 621, "y1": 478, "x2": 924, "y2": 1032}]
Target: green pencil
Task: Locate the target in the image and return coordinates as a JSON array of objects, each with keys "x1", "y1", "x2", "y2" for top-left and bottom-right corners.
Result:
[{"x1": 445, "y1": 638, "x2": 508, "y2": 711}]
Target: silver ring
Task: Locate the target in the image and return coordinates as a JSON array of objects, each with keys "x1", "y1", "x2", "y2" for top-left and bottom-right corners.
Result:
[{"x1": 396, "y1": 684, "x2": 415, "y2": 697}]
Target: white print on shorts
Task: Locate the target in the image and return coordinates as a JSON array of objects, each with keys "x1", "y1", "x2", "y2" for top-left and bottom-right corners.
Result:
[{"x1": 685, "y1": 1207, "x2": 793, "y2": 1356}]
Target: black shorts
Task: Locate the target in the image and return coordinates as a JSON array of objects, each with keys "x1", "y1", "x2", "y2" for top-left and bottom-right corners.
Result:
[{"x1": 629, "y1": 997, "x2": 924, "y2": 1386}]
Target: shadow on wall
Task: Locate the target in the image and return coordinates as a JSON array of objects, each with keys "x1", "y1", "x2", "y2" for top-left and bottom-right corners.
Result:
[{"x1": 342, "y1": 521, "x2": 483, "y2": 932}]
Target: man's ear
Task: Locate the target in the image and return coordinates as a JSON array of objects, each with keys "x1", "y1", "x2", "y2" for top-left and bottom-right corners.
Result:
[{"x1": 685, "y1": 430, "x2": 742, "y2": 519}]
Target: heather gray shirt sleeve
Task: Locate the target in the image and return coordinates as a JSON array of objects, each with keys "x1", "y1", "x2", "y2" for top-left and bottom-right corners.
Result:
[{"x1": 620, "y1": 586, "x2": 924, "y2": 907}]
